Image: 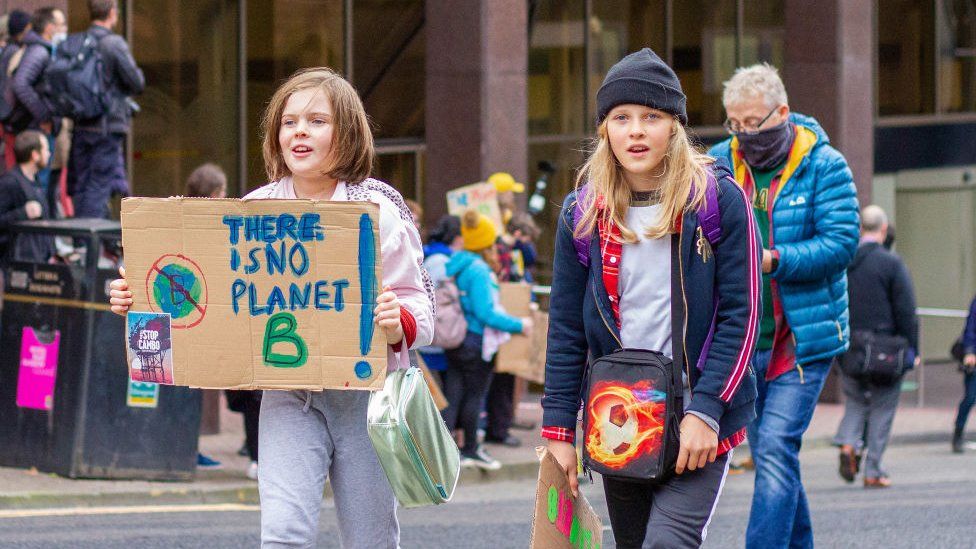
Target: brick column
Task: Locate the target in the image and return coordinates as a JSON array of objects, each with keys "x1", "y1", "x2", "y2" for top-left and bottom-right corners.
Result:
[
  {"x1": 783, "y1": 0, "x2": 874, "y2": 205},
  {"x1": 424, "y1": 0, "x2": 528, "y2": 226}
]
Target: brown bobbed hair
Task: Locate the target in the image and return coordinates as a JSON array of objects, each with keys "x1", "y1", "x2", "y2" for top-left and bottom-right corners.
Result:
[{"x1": 261, "y1": 67, "x2": 374, "y2": 184}]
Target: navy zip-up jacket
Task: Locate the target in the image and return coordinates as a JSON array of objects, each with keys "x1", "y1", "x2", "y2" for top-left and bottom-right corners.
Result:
[{"x1": 542, "y1": 165, "x2": 760, "y2": 442}]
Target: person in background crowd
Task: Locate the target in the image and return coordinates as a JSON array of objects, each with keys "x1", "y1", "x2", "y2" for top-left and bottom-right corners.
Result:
[
  {"x1": 0, "y1": 130, "x2": 54, "y2": 265},
  {"x1": 405, "y1": 198, "x2": 423, "y2": 233},
  {"x1": 954, "y1": 295, "x2": 976, "y2": 453},
  {"x1": 69, "y1": 0, "x2": 144, "y2": 219},
  {"x1": 418, "y1": 214, "x2": 463, "y2": 385},
  {"x1": 0, "y1": 10, "x2": 32, "y2": 169},
  {"x1": 488, "y1": 171, "x2": 527, "y2": 281},
  {"x1": 710, "y1": 63, "x2": 859, "y2": 549},
  {"x1": 180, "y1": 162, "x2": 241, "y2": 474},
  {"x1": 11, "y1": 7, "x2": 66, "y2": 191},
  {"x1": 834, "y1": 205, "x2": 918, "y2": 488},
  {"x1": 506, "y1": 211, "x2": 540, "y2": 282},
  {"x1": 484, "y1": 209, "x2": 543, "y2": 448},
  {"x1": 442, "y1": 210, "x2": 531, "y2": 470},
  {"x1": 184, "y1": 162, "x2": 228, "y2": 199}
]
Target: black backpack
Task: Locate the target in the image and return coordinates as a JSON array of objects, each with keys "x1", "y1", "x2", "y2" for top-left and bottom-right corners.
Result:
[{"x1": 41, "y1": 32, "x2": 108, "y2": 121}]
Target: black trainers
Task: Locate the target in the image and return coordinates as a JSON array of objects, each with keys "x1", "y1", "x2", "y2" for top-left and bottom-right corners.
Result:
[{"x1": 460, "y1": 446, "x2": 502, "y2": 471}]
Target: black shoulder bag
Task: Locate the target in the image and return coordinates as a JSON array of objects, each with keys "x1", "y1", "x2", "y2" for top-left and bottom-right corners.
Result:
[{"x1": 580, "y1": 236, "x2": 684, "y2": 484}]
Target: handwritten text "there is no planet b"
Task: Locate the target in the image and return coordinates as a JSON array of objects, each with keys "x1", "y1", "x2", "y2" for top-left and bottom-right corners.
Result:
[{"x1": 222, "y1": 213, "x2": 349, "y2": 316}]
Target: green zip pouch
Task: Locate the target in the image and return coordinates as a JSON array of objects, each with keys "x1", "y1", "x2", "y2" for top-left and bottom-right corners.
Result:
[{"x1": 367, "y1": 365, "x2": 460, "y2": 508}]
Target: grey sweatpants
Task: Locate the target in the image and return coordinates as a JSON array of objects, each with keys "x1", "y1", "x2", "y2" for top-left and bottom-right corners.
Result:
[
  {"x1": 833, "y1": 373, "x2": 901, "y2": 478},
  {"x1": 259, "y1": 389, "x2": 399, "y2": 548},
  {"x1": 603, "y1": 451, "x2": 732, "y2": 548}
]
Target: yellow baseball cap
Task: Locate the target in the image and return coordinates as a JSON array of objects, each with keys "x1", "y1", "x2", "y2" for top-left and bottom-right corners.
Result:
[{"x1": 488, "y1": 172, "x2": 525, "y2": 193}]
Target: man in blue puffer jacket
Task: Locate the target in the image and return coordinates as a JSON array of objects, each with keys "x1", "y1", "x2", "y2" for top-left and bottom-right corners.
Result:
[{"x1": 709, "y1": 63, "x2": 859, "y2": 549}]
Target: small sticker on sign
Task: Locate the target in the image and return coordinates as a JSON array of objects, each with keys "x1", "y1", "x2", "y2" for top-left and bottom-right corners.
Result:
[
  {"x1": 126, "y1": 312, "x2": 174, "y2": 385},
  {"x1": 126, "y1": 380, "x2": 160, "y2": 408}
]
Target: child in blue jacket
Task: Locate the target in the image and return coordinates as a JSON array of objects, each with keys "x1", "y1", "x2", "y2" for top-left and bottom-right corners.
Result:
[{"x1": 441, "y1": 210, "x2": 530, "y2": 471}]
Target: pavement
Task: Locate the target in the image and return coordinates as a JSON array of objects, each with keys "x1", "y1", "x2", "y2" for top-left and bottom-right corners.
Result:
[
  {"x1": 3, "y1": 440, "x2": 972, "y2": 548},
  {"x1": 0, "y1": 388, "x2": 964, "y2": 510}
]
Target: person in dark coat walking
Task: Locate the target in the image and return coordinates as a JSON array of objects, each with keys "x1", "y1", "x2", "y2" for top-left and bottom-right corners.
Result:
[
  {"x1": 953, "y1": 295, "x2": 976, "y2": 452},
  {"x1": 0, "y1": 129, "x2": 54, "y2": 264},
  {"x1": 10, "y1": 8, "x2": 65, "y2": 191},
  {"x1": 68, "y1": 0, "x2": 144, "y2": 219},
  {"x1": 833, "y1": 205, "x2": 918, "y2": 488}
]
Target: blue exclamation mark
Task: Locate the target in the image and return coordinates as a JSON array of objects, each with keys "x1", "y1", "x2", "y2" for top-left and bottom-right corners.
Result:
[{"x1": 355, "y1": 213, "x2": 377, "y2": 380}]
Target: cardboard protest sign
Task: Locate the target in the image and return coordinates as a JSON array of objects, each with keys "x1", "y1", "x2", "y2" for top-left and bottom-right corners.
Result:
[
  {"x1": 530, "y1": 447, "x2": 604, "y2": 549},
  {"x1": 446, "y1": 183, "x2": 503, "y2": 230},
  {"x1": 120, "y1": 198, "x2": 386, "y2": 390},
  {"x1": 496, "y1": 283, "x2": 547, "y2": 384}
]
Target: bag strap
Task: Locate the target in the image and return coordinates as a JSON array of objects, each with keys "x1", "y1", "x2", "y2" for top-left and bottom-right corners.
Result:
[
  {"x1": 698, "y1": 173, "x2": 722, "y2": 244},
  {"x1": 571, "y1": 171, "x2": 723, "y2": 269},
  {"x1": 670, "y1": 233, "x2": 686, "y2": 391},
  {"x1": 571, "y1": 183, "x2": 591, "y2": 268}
]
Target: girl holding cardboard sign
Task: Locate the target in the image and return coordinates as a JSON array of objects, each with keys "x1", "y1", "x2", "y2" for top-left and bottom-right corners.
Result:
[
  {"x1": 541, "y1": 49, "x2": 761, "y2": 548},
  {"x1": 109, "y1": 67, "x2": 434, "y2": 548}
]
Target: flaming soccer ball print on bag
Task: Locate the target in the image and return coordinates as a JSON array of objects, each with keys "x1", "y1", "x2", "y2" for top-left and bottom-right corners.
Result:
[{"x1": 582, "y1": 349, "x2": 681, "y2": 482}]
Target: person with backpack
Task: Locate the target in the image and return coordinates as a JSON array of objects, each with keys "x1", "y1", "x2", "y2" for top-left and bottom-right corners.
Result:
[
  {"x1": 834, "y1": 205, "x2": 918, "y2": 488},
  {"x1": 541, "y1": 48, "x2": 760, "y2": 548},
  {"x1": 0, "y1": 10, "x2": 31, "y2": 169},
  {"x1": 708, "y1": 63, "x2": 859, "y2": 549},
  {"x1": 418, "y1": 214, "x2": 464, "y2": 383},
  {"x1": 10, "y1": 7, "x2": 65, "y2": 189},
  {"x1": 66, "y1": 0, "x2": 144, "y2": 219},
  {"x1": 442, "y1": 210, "x2": 531, "y2": 471},
  {"x1": 110, "y1": 67, "x2": 433, "y2": 548}
]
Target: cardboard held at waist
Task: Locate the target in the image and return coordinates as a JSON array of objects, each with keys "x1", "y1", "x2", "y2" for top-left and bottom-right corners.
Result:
[{"x1": 120, "y1": 197, "x2": 386, "y2": 391}]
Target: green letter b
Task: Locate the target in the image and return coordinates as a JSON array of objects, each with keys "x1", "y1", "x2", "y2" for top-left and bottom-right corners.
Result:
[{"x1": 263, "y1": 312, "x2": 308, "y2": 368}]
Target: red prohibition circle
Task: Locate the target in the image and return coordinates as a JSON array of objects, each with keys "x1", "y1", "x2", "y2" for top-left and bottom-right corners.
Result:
[{"x1": 144, "y1": 253, "x2": 209, "y2": 329}]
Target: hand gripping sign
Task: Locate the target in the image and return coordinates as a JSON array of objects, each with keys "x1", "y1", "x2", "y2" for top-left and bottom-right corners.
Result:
[{"x1": 121, "y1": 198, "x2": 385, "y2": 390}]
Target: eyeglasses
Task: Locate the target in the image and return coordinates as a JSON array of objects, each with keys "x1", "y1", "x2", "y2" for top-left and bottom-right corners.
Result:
[{"x1": 723, "y1": 106, "x2": 779, "y2": 135}]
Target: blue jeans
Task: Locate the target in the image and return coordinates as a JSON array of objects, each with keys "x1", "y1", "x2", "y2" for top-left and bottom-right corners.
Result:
[
  {"x1": 955, "y1": 371, "x2": 976, "y2": 433},
  {"x1": 745, "y1": 350, "x2": 831, "y2": 549},
  {"x1": 68, "y1": 131, "x2": 129, "y2": 219}
]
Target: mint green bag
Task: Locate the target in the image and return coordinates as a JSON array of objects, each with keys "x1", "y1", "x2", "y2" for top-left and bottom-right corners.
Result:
[{"x1": 367, "y1": 366, "x2": 460, "y2": 508}]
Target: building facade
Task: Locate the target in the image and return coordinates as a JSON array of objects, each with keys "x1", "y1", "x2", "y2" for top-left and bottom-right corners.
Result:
[{"x1": 6, "y1": 0, "x2": 975, "y2": 358}]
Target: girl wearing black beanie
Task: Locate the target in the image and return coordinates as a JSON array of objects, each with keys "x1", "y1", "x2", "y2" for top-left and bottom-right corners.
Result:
[{"x1": 540, "y1": 48, "x2": 761, "y2": 548}]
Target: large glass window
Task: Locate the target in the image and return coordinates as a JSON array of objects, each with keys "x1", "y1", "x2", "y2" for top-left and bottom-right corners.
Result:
[
  {"x1": 672, "y1": 1, "x2": 737, "y2": 126},
  {"x1": 353, "y1": 0, "x2": 425, "y2": 140},
  {"x1": 528, "y1": 0, "x2": 586, "y2": 137},
  {"x1": 742, "y1": 0, "x2": 785, "y2": 68},
  {"x1": 127, "y1": 0, "x2": 241, "y2": 199},
  {"x1": 940, "y1": 0, "x2": 976, "y2": 112},
  {"x1": 589, "y1": 1, "x2": 666, "y2": 123},
  {"x1": 878, "y1": 0, "x2": 936, "y2": 115},
  {"x1": 245, "y1": 0, "x2": 344, "y2": 190}
]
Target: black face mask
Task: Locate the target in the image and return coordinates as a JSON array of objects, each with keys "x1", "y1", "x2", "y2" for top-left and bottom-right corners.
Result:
[{"x1": 737, "y1": 122, "x2": 795, "y2": 171}]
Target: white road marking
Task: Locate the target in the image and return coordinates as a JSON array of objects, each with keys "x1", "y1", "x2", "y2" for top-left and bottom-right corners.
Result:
[{"x1": 0, "y1": 503, "x2": 260, "y2": 519}]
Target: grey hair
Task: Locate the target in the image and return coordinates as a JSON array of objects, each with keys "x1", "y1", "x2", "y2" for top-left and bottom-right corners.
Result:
[
  {"x1": 722, "y1": 63, "x2": 789, "y2": 109},
  {"x1": 861, "y1": 205, "x2": 888, "y2": 233}
]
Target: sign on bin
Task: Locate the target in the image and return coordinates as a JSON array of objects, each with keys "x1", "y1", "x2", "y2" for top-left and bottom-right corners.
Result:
[
  {"x1": 15, "y1": 327, "x2": 60, "y2": 411},
  {"x1": 120, "y1": 198, "x2": 385, "y2": 390}
]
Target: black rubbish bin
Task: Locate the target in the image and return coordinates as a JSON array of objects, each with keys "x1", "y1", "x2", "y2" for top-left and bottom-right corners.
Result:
[{"x1": 0, "y1": 219, "x2": 201, "y2": 480}]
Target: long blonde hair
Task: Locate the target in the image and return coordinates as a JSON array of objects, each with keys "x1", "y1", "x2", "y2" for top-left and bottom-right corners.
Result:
[{"x1": 573, "y1": 117, "x2": 713, "y2": 243}]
